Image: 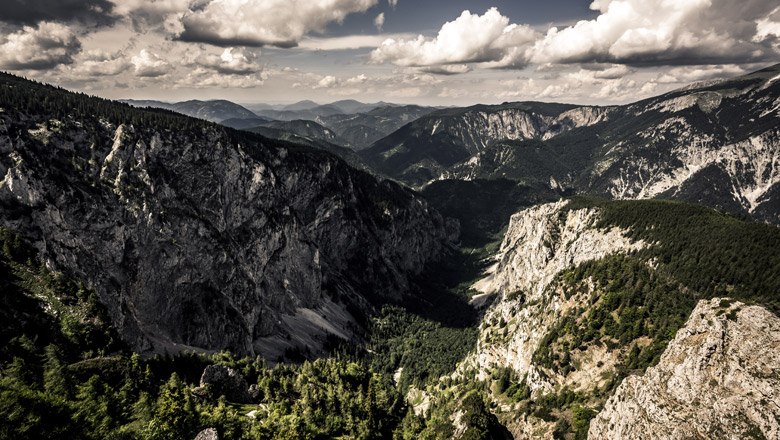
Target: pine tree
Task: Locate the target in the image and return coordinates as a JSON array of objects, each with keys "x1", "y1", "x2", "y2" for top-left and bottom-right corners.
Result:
[{"x1": 144, "y1": 373, "x2": 199, "y2": 440}]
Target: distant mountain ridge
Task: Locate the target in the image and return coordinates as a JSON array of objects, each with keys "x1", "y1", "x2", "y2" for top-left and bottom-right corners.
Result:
[
  {"x1": 122, "y1": 98, "x2": 259, "y2": 123},
  {"x1": 362, "y1": 63, "x2": 780, "y2": 224}
]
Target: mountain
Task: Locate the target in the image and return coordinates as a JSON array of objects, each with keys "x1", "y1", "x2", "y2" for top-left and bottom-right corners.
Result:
[
  {"x1": 282, "y1": 100, "x2": 320, "y2": 111},
  {"x1": 320, "y1": 105, "x2": 437, "y2": 150},
  {"x1": 362, "y1": 64, "x2": 780, "y2": 224},
  {"x1": 254, "y1": 104, "x2": 345, "y2": 121},
  {"x1": 219, "y1": 116, "x2": 274, "y2": 130},
  {"x1": 123, "y1": 99, "x2": 259, "y2": 123},
  {"x1": 329, "y1": 100, "x2": 395, "y2": 114},
  {"x1": 258, "y1": 119, "x2": 339, "y2": 143},
  {"x1": 360, "y1": 102, "x2": 603, "y2": 184},
  {"x1": 411, "y1": 198, "x2": 780, "y2": 439},
  {"x1": 0, "y1": 72, "x2": 453, "y2": 358},
  {"x1": 244, "y1": 124, "x2": 371, "y2": 173}
]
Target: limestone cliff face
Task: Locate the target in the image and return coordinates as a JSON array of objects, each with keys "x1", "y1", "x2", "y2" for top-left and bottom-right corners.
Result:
[
  {"x1": 465, "y1": 201, "x2": 644, "y2": 383},
  {"x1": 458, "y1": 201, "x2": 780, "y2": 439},
  {"x1": 0, "y1": 89, "x2": 454, "y2": 357},
  {"x1": 589, "y1": 298, "x2": 780, "y2": 440}
]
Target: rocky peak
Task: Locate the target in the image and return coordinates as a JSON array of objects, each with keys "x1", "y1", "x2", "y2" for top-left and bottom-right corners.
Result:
[
  {"x1": 590, "y1": 298, "x2": 780, "y2": 439},
  {"x1": 466, "y1": 200, "x2": 644, "y2": 381}
]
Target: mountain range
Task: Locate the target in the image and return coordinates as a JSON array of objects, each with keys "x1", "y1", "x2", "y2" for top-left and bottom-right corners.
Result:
[
  {"x1": 1, "y1": 65, "x2": 779, "y2": 439},
  {"x1": 361, "y1": 64, "x2": 780, "y2": 225}
]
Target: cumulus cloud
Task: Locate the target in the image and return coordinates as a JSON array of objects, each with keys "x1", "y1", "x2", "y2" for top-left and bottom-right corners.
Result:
[
  {"x1": 754, "y1": 7, "x2": 780, "y2": 43},
  {"x1": 109, "y1": 0, "x2": 191, "y2": 31},
  {"x1": 370, "y1": 8, "x2": 537, "y2": 68},
  {"x1": 371, "y1": 1, "x2": 780, "y2": 74},
  {"x1": 131, "y1": 49, "x2": 169, "y2": 77},
  {"x1": 654, "y1": 64, "x2": 748, "y2": 84},
  {"x1": 175, "y1": 0, "x2": 378, "y2": 47},
  {"x1": 0, "y1": 0, "x2": 115, "y2": 26},
  {"x1": 72, "y1": 49, "x2": 131, "y2": 76},
  {"x1": 187, "y1": 47, "x2": 262, "y2": 75},
  {"x1": 374, "y1": 13, "x2": 385, "y2": 31},
  {"x1": 529, "y1": 0, "x2": 779, "y2": 65},
  {"x1": 0, "y1": 22, "x2": 82, "y2": 70},
  {"x1": 388, "y1": 0, "x2": 398, "y2": 8}
]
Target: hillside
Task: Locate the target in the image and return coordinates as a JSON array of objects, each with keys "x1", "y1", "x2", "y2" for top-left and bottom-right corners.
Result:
[
  {"x1": 0, "y1": 72, "x2": 453, "y2": 359},
  {"x1": 362, "y1": 64, "x2": 780, "y2": 225},
  {"x1": 123, "y1": 99, "x2": 259, "y2": 123},
  {"x1": 410, "y1": 198, "x2": 780, "y2": 439}
]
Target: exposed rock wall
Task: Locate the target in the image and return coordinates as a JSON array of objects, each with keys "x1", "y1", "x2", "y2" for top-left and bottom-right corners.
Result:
[
  {"x1": 0, "y1": 102, "x2": 453, "y2": 357},
  {"x1": 589, "y1": 298, "x2": 780, "y2": 440},
  {"x1": 465, "y1": 200, "x2": 644, "y2": 381}
]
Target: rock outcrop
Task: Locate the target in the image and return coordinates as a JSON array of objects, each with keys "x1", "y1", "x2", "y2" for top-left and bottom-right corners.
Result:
[
  {"x1": 198, "y1": 365, "x2": 250, "y2": 403},
  {"x1": 589, "y1": 298, "x2": 780, "y2": 440},
  {"x1": 465, "y1": 200, "x2": 645, "y2": 380},
  {"x1": 193, "y1": 427, "x2": 219, "y2": 440}
]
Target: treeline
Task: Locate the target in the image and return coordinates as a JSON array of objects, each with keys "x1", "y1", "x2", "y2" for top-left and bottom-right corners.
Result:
[
  {"x1": 0, "y1": 227, "x2": 497, "y2": 439},
  {"x1": 566, "y1": 197, "x2": 780, "y2": 313},
  {"x1": 0, "y1": 72, "x2": 214, "y2": 131}
]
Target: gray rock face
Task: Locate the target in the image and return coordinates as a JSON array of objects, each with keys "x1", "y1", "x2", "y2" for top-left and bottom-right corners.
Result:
[
  {"x1": 589, "y1": 298, "x2": 780, "y2": 440},
  {"x1": 199, "y1": 365, "x2": 250, "y2": 403},
  {"x1": 193, "y1": 427, "x2": 219, "y2": 440},
  {"x1": 0, "y1": 80, "x2": 454, "y2": 357}
]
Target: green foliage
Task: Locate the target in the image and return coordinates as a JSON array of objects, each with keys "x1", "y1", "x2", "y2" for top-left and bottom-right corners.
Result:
[
  {"x1": 456, "y1": 391, "x2": 512, "y2": 440},
  {"x1": 0, "y1": 72, "x2": 215, "y2": 132},
  {"x1": 144, "y1": 374, "x2": 199, "y2": 440},
  {"x1": 566, "y1": 198, "x2": 780, "y2": 313},
  {"x1": 368, "y1": 306, "x2": 477, "y2": 390}
]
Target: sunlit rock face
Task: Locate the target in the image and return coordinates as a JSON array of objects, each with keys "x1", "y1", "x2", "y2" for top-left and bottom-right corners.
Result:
[{"x1": 590, "y1": 298, "x2": 780, "y2": 440}]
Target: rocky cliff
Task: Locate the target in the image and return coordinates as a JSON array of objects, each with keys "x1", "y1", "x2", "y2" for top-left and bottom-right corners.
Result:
[
  {"x1": 0, "y1": 73, "x2": 454, "y2": 358},
  {"x1": 360, "y1": 103, "x2": 610, "y2": 186},
  {"x1": 590, "y1": 298, "x2": 780, "y2": 440},
  {"x1": 446, "y1": 199, "x2": 780, "y2": 439}
]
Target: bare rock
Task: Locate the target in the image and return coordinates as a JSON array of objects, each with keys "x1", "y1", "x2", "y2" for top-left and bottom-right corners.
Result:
[
  {"x1": 589, "y1": 298, "x2": 780, "y2": 439},
  {"x1": 194, "y1": 427, "x2": 218, "y2": 440},
  {"x1": 199, "y1": 365, "x2": 250, "y2": 403}
]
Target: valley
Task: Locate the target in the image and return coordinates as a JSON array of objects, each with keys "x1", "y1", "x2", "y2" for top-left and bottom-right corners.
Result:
[{"x1": 1, "y1": 64, "x2": 780, "y2": 440}]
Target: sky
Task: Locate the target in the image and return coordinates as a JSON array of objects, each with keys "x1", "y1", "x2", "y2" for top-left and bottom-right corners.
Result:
[{"x1": 1, "y1": 0, "x2": 779, "y2": 106}]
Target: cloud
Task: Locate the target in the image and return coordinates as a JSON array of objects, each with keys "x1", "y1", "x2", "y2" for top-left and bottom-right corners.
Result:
[
  {"x1": 0, "y1": 0, "x2": 115, "y2": 27},
  {"x1": 654, "y1": 64, "x2": 748, "y2": 84},
  {"x1": 178, "y1": 68, "x2": 268, "y2": 88},
  {"x1": 298, "y1": 34, "x2": 415, "y2": 51},
  {"x1": 131, "y1": 49, "x2": 169, "y2": 77},
  {"x1": 370, "y1": 8, "x2": 537, "y2": 68},
  {"x1": 174, "y1": 0, "x2": 378, "y2": 47},
  {"x1": 754, "y1": 7, "x2": 780, "y2": 43},
  {"x1": 187, "y1": 47, "x2": 263, "y2": 75},
  {"x1": 528, "y1": 0, "x2": 779, "y2": 65},
  {"x1": 71, "y1": 49, "x2": 131, "y2": 76},
  {"x1": 0, "y1": 22, "x2": 82, "y2": 70},
  {"x1": 370, "y1": 1, "x2": 780, "y2": 74},
  {"x1": 109, "y1": 0, "x2": 191, "y2": 31},
  {"x1": 374, "y1": 13, "x2": 385, "y2": 31},
  {"x1": 419, "y1": 64, "x2": 472, "y2": 75},
  {"x1": 388, "y1": 0, "x2": 398, "y2": 8}
]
